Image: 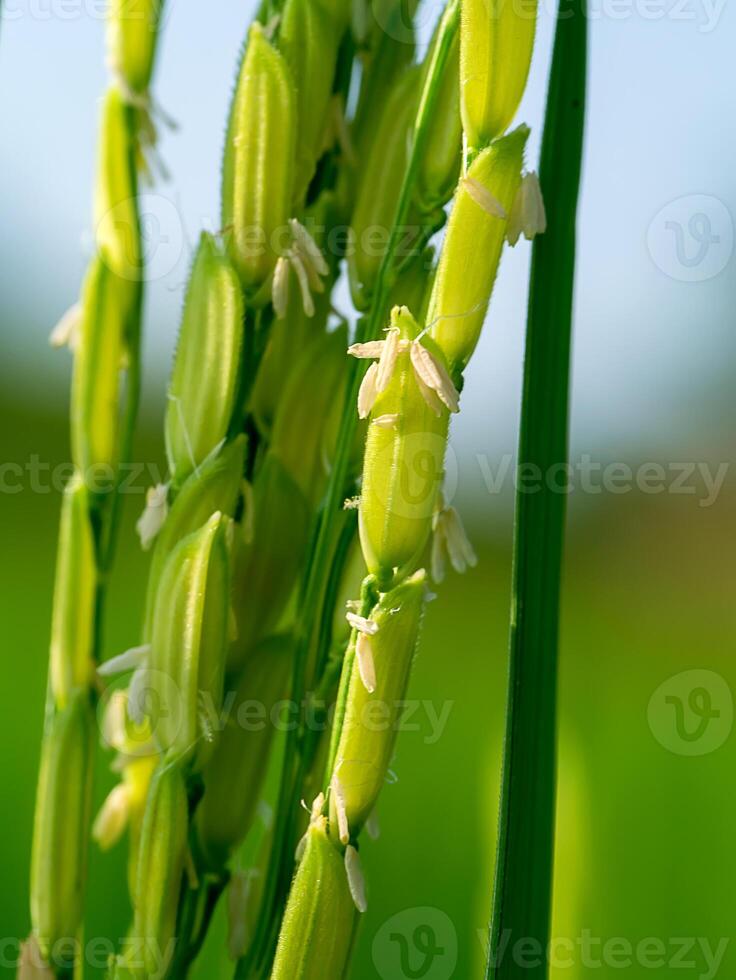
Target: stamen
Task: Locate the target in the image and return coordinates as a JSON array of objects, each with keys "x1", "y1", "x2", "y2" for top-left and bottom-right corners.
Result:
[
  {"x1": 127, "y1": 662, "x2": 151, "y2": 726},
  {"x1": 372, "y1": 414, "x2": 399, "y2": 429},
  {"x1": 345, "y1": 612, "x2": 379, "y2": 635},
  {"x1": 507, "y1": 172, "x2": 547, "y2": 246},
  {"x1": 365, "y1": 807, "x2": 381, "y2": 841},
  {"x1": 375, "y1": 327, "x2": 400, "y2": 393},
  {"x1": 287, "y1": 251, "x2": 315, "y2": 317},
  {"x1": 136, "y1": 483, "x2": 169, "y2": 551},
  {"x1": 345, "y1": 846, "x2": 367, "y2": 913},
  {"x1": 97, "y1": 644, "x2": 150, "y2": 678},
  {"x1": 413, "y1": 369, "x2": 444, "y2": 417},
  {"x1": 49, "y1": 303, "x2": 82, "y2": 351},
  {"x1": 355, "y1": 632, "x2": 377, "y2": 694},
  {"x1": 463, "y1": 176, "x2": 508, "y2": 219},
  {"x1": 331, "y1": 774, "x2": 350, "y2": 845},
  {"x1": 310, "y1": 792, "x2": 326, "y2": 823},
  {"x1": 431, "y1": 502, "x2": 477, "y2": 580},
  {"x1": 289, "y1": 219, "x2": 329, "y2": 277},
  {"x1": 357, "y1": 362, "x2": 380, "y2": 419},
  {"x1": 102, "y1": 690, "x2": 128, "y2": 752},
  {"x1": 410, "y1": 342, "x2": 460, "y2": 413},
  {"x1": 348, "y1": 340, "x2": 386, "y2": 359},
  {"x1": 272, "y1": 255, "x2": 290, "y2": 319},
  {"x1": 92, "y1": 783, "x2": 130, "y2": 850},
  {"x1": 443, "y1": 506, "x2": 478, "y2": 573}
]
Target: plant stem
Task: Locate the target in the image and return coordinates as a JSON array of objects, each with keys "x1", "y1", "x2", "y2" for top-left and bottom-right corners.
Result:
[{"x1": 486, "y1": 2, "x2": 587, "y2": 977}]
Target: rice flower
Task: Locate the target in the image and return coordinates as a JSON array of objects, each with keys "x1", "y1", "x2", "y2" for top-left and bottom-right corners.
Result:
[
  {"x1": 49, "y1": 476, "x2": 96, "y2": 708},
  {"x1": 417, "y1": 24, "x2": 462, "y2": 212},
  {"x1": 222, "y1": 23, "x2": 296, "y2": 295},
  {"x1": 506, "y1": 170, "x2": 547, "y2": 245},
  {"x1": 94, "y1": 87, "x2": 141, "y2": 284},
  {"x1": 348, "y1": 68, "x2": 420, "y2": 311},
  {"x1": 30, "y1": 692, "x2": 95, "y2": 970},
  {"x1": 427, "y1": 124, "x2": 528, "y2": 370},
  {"x1": 164, "y1": 233, "x2": 244, "y2": 486},
  {"x1": 107, "y1": 0, "x2": 165, "y2": 99},
  {"x1": 353, "y1": 308, "x2": 452, "y2": 580},
  {"x1": 460, "y1": 0, "x2": 538, "y2": 149},
  {"x1": 147, "y1": 513, "x2": 232, "y2": 770},
  {"x1": 270, "y1": 816, "x2": 359, "y2": 979},
  {"x1": 70, "y1": 254, "x2": 128, "y2": 481},
  {"x1": 278, "y1": 0, "x2": 344, "y2": 203},
  {"x1": 120, "y1": 764, "x2": 188, "y2": 979},
  {"x1": 328, "y1": 570, "x2": 427, "y2": 836},
  {"x1": 142, "y1": 435, "x2": 246, "y2": 641}
]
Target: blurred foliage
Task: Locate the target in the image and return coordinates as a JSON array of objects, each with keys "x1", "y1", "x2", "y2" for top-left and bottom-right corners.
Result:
[{"x1": 0, "y1": 388, "x2": 734, "y2": 978}]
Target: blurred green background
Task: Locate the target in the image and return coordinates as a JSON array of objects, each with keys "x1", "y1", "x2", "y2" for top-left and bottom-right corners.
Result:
[
  {"x1": 1, "y1": 390, "x2": 733, "y2": 978},
  {"x1": 1, "y1": 0, "x2": 735, "y2": 977}
]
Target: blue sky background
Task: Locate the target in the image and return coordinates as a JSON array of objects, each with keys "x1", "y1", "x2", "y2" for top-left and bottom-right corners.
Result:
[{"x1": 0, "y1": 0, "x2": 733, "y2": 494}]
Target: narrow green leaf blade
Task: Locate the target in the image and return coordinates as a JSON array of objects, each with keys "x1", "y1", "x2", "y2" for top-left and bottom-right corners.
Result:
[{"x1": 487, "y1": 1, "x2": 588, "y2": 977}]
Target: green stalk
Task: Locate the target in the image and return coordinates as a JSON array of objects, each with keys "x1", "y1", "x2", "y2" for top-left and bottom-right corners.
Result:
[
  {"x1": 486, "y1": 2, "x2": 587, "y2": 978},
  {"x1": 235, "y1": 5, "x2": 460, "y2": 976}
]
